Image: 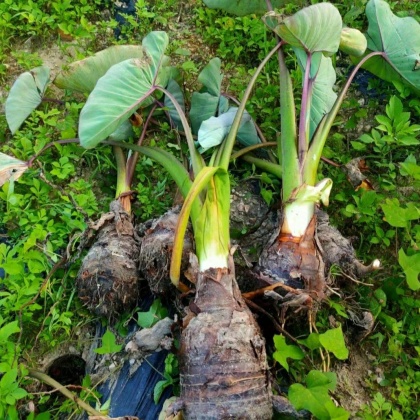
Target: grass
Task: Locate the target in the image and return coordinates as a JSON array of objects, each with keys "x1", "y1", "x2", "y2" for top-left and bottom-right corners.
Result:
[{"x1": 0, "y1": 0, "x2": 419, "y2": 419}]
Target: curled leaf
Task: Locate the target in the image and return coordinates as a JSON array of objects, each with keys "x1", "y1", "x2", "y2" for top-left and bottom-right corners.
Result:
[
  {"x1": 5, "y1": 66, "x2": 50, "y2": 134},
  {"x1": 0, "y1": 153, "x2": 29, "y2": 186}
]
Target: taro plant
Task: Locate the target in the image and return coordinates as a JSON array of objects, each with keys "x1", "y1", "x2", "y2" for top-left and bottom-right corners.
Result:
[
  {"x1": 2, "y1": 38, "x2": 176, "y2": 318},
  {"x1": 74, "y1": 31, "x2": 280, "y2": 418},
  {"x1": 1, "y1": 29, "x2": 274, "y2": 418},
  {"x1": 205, "y1": 0, "x2": 420, "y2": 308}
]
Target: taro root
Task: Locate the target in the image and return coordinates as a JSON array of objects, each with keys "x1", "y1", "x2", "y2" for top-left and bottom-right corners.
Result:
[
  {"x1": 179, "y1": 257, "x2": 273, "y2": 419},
  {"x1": 138, "y1": 207, "x2": 194, "y2": 295},
  {"x1": 76, "y1": 201, "x2": 140, "y2": 318}
]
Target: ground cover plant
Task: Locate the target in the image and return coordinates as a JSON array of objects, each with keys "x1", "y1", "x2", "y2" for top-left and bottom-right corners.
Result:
[{"x1": 0, "y1": 0, "x2": 420, "y2": 419}]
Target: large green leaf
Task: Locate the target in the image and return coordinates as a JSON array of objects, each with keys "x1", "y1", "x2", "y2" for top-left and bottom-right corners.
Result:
[
  {"x1": 79, "y1": 31, "x2": 169, "y2": 149},
  {"x1": 263, "y1": 4, "x2": 342, "y2": 55},
  {"x1": 295, "y1": 50, "x2": 337, "y2": 140},
  {"x1": 189, "y1": 92, "x2": 220, "y2": 134},
  {"x1": 198, "y1": 57, "x2": 222, "y2": 97},
  {"x1": 5, "y1": 66, "x2": 50, "y2": 134},
  {"x1": 189, "y1": 58, "x2": 223, "y2": 134},
  {"x1": 362, "y1": 0, "x2": 420, "y2": 91},
  {"x1": 197, "y1": 107, "x2": 258, "y2": 152},
  {"x1": 203, "y1": 0, "x2": 305, "y2": 16},
  {"x1": 54, "y1": 45, "x2": 144, "y2": 93}
]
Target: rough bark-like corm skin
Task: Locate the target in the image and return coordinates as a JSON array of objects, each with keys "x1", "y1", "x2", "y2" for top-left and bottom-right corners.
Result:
[
  {"x1": 180, "y1": 257, "x2": 272, "y2": 420},
  {"x1": 138, "y1": 208, "x2": 194, "y2": 294},
  {"x1": 76, "y1": 218, "x2": 139, "y2": 318},
  {"x1": 258, "y1": 215, "x2": 326, "y2": 300}
]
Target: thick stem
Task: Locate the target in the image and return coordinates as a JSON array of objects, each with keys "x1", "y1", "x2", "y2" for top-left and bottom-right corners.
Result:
[
  {"x1": 155, "y1": 86, "x2": 204, "y2": 177},
  {"x1": 240, "y1": 154, "x2": 282, "y2": 179},
  {"x1": 218, "y1": 42, "x2": 282, "y2": 171},
  {"x1": 113, "y1": 145, "x2": 131, "y2": 214},
  {"x1": 125, "y1": 103, "x2": 159, "y2": 185},
  {"x1": 304, "y1": 51, "x2": 384, "y2": 184},
  {"x1": 298, "y1": 52, "x2": 312, "y2": 165},
  {"x1": 278, "y1": 48, "x2": 299, "y2": 202}
]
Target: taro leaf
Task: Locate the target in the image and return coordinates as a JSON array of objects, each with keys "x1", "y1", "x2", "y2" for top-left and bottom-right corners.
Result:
[
  {"x1": 362, "y1": 0, "x2": 420, "y2": 92},
  {"x1": 164, "y1": 79, "x2": 185, "y2": 130},
  {"x1": 289, "y1": 370, "x2": 337, "y2": 420},
  {"x1": 318, "y1": 326, "x2": 349, "y2": 360},
  {"x1": 203, "y1": 0, "x2": 305, "y2": 16},
  {"x1": 273, "y1": 335, "x2": 305, "y2": 372},
  {"x1": 263, "y1": 4, "x2": 342, "y2": 55},
  {"x1": 197, "y1": 107, "x2": 258, "y2": 152},
  {"x1": 0, "y1": 153, "x2": 29, "y2": 187},
  {"x1": 237, "y1": 119, "x2": 260, "y2": 148},
  {"x1": 79, "y1": 31, "x2": 169, "y2": 149},
  {"x1": 189, "y1": 58, "x2": 223, "y2": 134},
  {"x1": 94, "y1": 329, "x2": 122, "y2": 354},
  {"x1": 54, "y1": 45, "x2": 144, "y2": 93},
  {"x1": 5, "y1": 66, "x2": 50, "y2": 134},
  {"x1": 190, "y1": 92, "x2": 219, "y2": 135},
  {"x1": 108, "y1": 120, "x2": 135, "y2": 141},
  {"x1": 198, "y1": 57, "x2": 222, "y2": 97},
  {"x1": 398, "y1": 249, "x2": 420, "y2": 291},
  {"x1": 295, "y1": 50, "x2": 337, "y2": 140}
]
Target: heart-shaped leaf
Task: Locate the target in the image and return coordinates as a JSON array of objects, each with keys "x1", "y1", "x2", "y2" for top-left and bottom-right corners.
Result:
[
  {"x1": 263, "y1": 4, "x2": 342, "y2": 55},
  {"x1": 362, "y1": 0, "x2": 420, "y2": 92},
  {"x1": 198, "y1": 57, "x2": 222, "y2": 97},
  {"x1": 5, "y1": 66, "x2": 50, "y2": 134},
  {"x1": 54, "y1": 45, "x2": 144, "y2": 93},
  {"x1": 203, "y1": 0, "x2": 306, "y2": 16},
  {"x1": 318, "y1": 326, "x2": 349, "y2": 360},
  {"x1": 189, "y1": 92, "x2": 220, "y2": 134},
  {"x1": 289, "y1": 371, "x2": 338, "y2": 420},
  {"x1": 79, "y1": 31, "x2": 169, "y2": 149},
  {"x1": 0, "y1": 153, "x2": 29, "y2": 186}
]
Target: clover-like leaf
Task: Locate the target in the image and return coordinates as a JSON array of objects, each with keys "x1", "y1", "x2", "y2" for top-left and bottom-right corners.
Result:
[
  {"x1": 5, "y1": 66, "x2": 50, "y2": 134},
  {"x1": 273, "y1": 335, "x2": 305, "y2": 371},
  {"x1": 54, "y1": 45, "x2": 144, "y2": 93},
  {"x1": 94, "y1": 329, "x2": 123, "y2": 354}
]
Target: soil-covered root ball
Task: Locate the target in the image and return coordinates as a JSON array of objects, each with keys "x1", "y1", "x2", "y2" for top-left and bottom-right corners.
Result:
[
  {"x1": 76, "y1": 201, "x2": 140, "y2": 318},
  {"x1": 138, "y1": 208, "x2": 194, "y2": 295}
]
